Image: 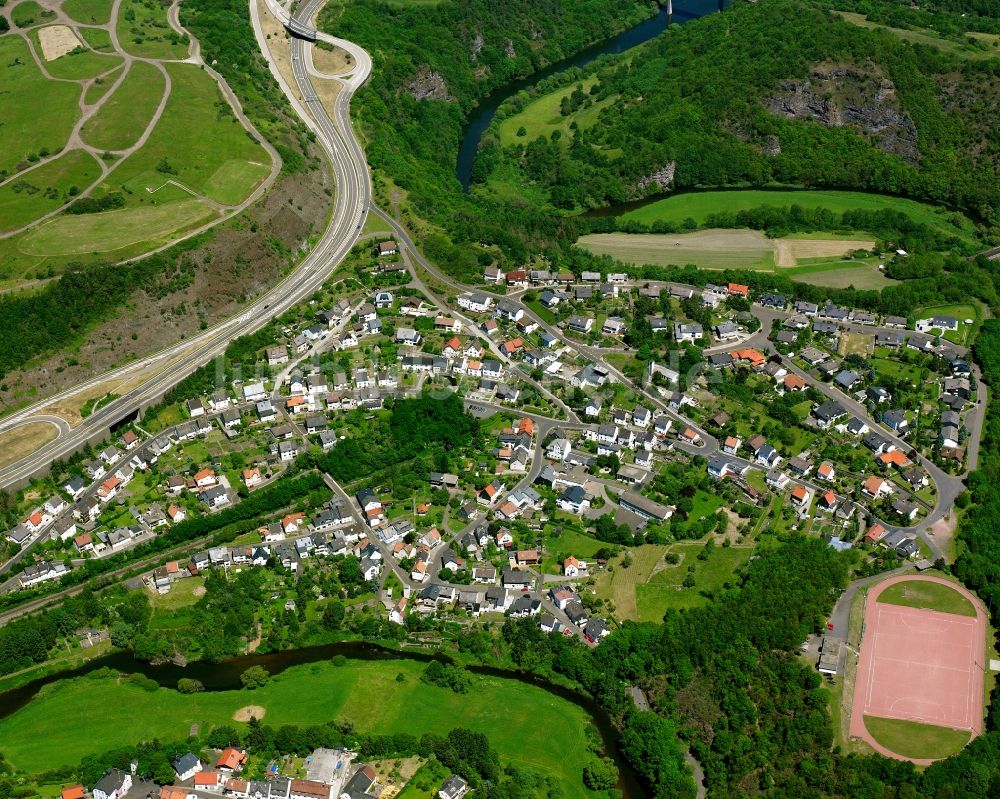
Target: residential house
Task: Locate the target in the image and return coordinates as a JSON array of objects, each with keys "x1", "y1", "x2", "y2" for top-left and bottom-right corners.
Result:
[{"x1": 92, "y1": 771, "x2": 131, "y2": 799}]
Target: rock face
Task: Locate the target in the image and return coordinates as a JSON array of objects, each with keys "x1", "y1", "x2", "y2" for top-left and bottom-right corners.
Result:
[
  {"x1": 470, "y1": 33, "x2": 484, "y2": 61},
  {"x1": 404, "y1": 65, "x2": 455, "y2": 102},
  {"x1": 766, "y1": 63, "x2": 919, "y2": 163},
  {"x1": 637, "y1": 161, "x2": 676, "y2": 193},
  {"x1": 504, "y1": 38, "x2": 516, "y2": 58}
]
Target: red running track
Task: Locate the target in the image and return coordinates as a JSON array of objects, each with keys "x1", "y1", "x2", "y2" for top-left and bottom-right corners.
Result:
[{"x1": 849, "y1": 574, "x2": 986, "y2": 765}]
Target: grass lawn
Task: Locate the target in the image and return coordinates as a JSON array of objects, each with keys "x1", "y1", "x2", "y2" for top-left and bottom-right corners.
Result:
[
  {"x1": 18, "y1": 198, "x2": 217, "y2": 257},
  {"x1": 202, "y1": 160, "x2": 272, "y2": 206},
  {"x1": 836, "y1": 11, "x2": 1000, "y2": 61},
  {"x1": 839, "y1": 331, "x2": 870, "y2": 357},
  {"x1": 84, "y1": 67, "x2": 123, "y2": 104},
  {"x1": 62, "y1": 0, "x2": 114, "y2": 24},
  {"x1": 395, "y1": 759, "x2": 447, "y2": 799},
  {"x1": 864, "y1": 716, "x2": 971, "y2": 760},
  {"x1": 525, "y1": 298, "x2": 558, "y2": 325},
  {"x1": 871, "y1": 356, "x2": 921, "y2": 384},
  {"x1": 594, "y1": 543, "x2": 670, "y2": 620},
  {"x1": 690, "y1": 489, "x2": 724, "y2": 519},
  {"x1": 498, "y1": 76, "x2": 617, "y2": 146},
  {"x1": 542, "y1": 526, "x2": 608, "y2": 575},
  {"x1": 781, "y1": 260, "x2": 898, "y2": 290},
  {"x1": 116, "y1": 0, "x2": 189, "y2": 59},
  {"x1": 0, "y1": 37, "x2": 81, "y2": 175},
  {"x1": 594, "y1": 537, "x2": 750, "y2": 622},
  {"x1": 78, "y1": 26, "x2": 115, "y2": 53},
  {"x1": 32, "y1": 35, "x2": 122, "y2": 81},
  {"x1": 81, "y1": 61, "x2": 166, "y2": 152},
  {"x1": 637, "y1": 542, "x2": 752, "y2": 618},
  {"x1": 150, "y1": 577, "x2": 205, "y2": 611},
  {"x1": 877, "y1": 578, "x2": 977, "y2": 617},
  {"x1": 915, "y1": 302, "x2": 980, "y2": 346},
  {"x1": 0, "y1": 150, "x2": 102, "y2": 233},
  {"x1": 0, "y1": 422, "x2": 58, "y2": 467},
  {"x1": 10, "y1": 0, "x2": 45, "y2": 27},
  {"x1": 106, "y1": 63, "x2": 271, "y2": 207},
  {"x1": 0, "y1": 660, "x2": 599, "y2": 796},
  {"x1": 618, "y1": 189, "x2": 977, "y2": 244}
]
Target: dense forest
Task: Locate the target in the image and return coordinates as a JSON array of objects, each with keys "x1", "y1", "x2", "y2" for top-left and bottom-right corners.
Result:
[
  {"x1": 481, "y1": 0, "x2": 1000, "y2": 221},
  {"x1": 310, "y1": 392, "x2": 480, "y2": 483}
]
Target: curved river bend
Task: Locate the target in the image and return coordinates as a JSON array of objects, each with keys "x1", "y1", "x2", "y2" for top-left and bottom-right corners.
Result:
[
  {"x1": 0, "y1": 641, "x2": 644, "y2": 798},
  {"x1": 457, "y1": 0, "x2": 732, "y2": 189}
]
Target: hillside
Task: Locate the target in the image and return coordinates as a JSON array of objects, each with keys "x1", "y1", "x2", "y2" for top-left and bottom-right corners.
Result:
[{"x1": 476, "y1": 0, "x2": 1000, "y2": 227}]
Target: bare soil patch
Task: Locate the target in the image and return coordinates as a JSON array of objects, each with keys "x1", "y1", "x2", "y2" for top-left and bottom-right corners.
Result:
[
  {"x1": 312, "y1": 44, "x2": 353, "y2": 75},
  {"x1": 779, "y1": 237, "x2": 876, "y2": 265},
  {"x1": 0, "y1": 422, "x2": 59, "y2": 469},
  {"x1": 232, "y1": 705, "x2": 266, "y2": 722},
  {"x1": 259, "y1": 0, "x2": 303, "y2": 105},
  {"x1": 38, "y1": 25, "x2": 84, "y2": 61}
]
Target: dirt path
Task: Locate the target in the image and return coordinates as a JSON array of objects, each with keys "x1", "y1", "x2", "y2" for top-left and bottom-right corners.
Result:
[
  {"x1": 0, "y1": 0, "x2": 280, "y2": 244},
  {"x1": 774, "y1": 239, "x2": 795, "y2": 267}
]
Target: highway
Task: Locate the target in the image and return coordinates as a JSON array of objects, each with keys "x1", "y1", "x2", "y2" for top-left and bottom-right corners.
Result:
[{"x1": 0, "y1": 2, "x2": 373, "y2": 490}]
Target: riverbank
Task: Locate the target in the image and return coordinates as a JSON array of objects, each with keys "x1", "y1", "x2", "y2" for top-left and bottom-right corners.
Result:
[
  {"x1": 457, "y1": 0, "x2": 731, "y2": 188},
  {"x1": 0, "y1": 640, "x2": 645, "y2": 797}
]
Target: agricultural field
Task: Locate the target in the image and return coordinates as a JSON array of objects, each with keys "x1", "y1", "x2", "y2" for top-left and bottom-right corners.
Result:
[
  {"x1": 836, "y1": 11, "x2": 1000, "y2": 61},
  {"x1": 617, "y1": 189, "x2": 977, "y2": 243},
  {"x1": 576, "y1": 229, "x2": 879, "y2": 276},
  {"x1": 0, "y1": 660, "x2": 600, "y2": 797},
  {"x1": 782, "y1": 260, "x2": 898, "y2": 290}
]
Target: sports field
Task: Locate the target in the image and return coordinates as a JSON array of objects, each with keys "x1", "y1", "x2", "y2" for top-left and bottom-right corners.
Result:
[
  {"x1": 851, "y1": 575, "x2": 986, "y2": 763},
  {"x1": 864, "y1": 717, "x2": 971, "y2": 761},
  {"x1": 878, "y1": 578, "x2": 977, "y2": 617},
  {"x1": 617, "y1": 189, "x2": 977, "y2": 242},
  {"x1": 0, "y1": 660, "x2": 599, "y2": 796}
]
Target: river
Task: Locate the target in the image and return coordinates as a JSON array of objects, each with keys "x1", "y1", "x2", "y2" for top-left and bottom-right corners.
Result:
[
  {"x1": 0, "y1": 641, "x2": 645, "y2": 798},
  {"x1": 456, "y1": 0, "x2": 731, "y2": 190}
]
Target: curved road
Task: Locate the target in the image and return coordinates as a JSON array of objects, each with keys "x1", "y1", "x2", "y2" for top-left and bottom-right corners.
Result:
[{"x1": 0, "y1": 2, "x2": 373, "y2": 490}]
